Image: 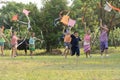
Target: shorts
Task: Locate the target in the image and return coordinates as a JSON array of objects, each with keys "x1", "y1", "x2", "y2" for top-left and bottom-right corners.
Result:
[
  {"x1": 0, "y1": 42, "x2": 4, "y2": 46},
  {"x1": 64, "y1": 42, "x2": 71, "y2": 49},
  {"x1": 11, "y1": 44, "x2": 18, "y2": 48},
  {"x1": 71, "y1": 46, "x2": 80, "y2": 56},
  {"x1": 100, "y1": 41, "x2": 108, "y2": 52},
  {"x1": 29, "y1": 44, "x2": 35, "y2": 51}
]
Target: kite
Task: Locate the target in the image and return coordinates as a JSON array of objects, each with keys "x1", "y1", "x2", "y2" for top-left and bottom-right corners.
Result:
[
  {"x1": 12, "y1": 14, "x2": 18, "y2": 21},
  {"x1": 23, "y1": 9, "x2": 30, "y2": 16},
  {"x1": 17, "y1": 9, "x2": 31, "y2": 47},
  {"x1": 68, "y1": 19, "x2": 76, "y2": 27},
  {"x1": 60, "y1": 15, "x2": 69, "y2": 26},
  {"x1": 104, "y1": 2, "x2": 120, "y2": 12},
  {"x1": 104, "y1": 2, "x2": 112, "y2": 12}
]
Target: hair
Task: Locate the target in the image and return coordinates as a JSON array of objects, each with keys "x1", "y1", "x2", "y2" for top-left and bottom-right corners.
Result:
[
  {"x1": 74, "y1": 31, "x2": 78, "y2": 34},
  {"x1": 31, "y1": 32, "x2": 35, "y2": 36},
  {"x1": 102, "y1": 21, "x2": 107, "y2": 26}
]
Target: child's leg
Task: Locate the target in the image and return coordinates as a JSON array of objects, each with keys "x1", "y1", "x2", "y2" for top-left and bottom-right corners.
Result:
[
  {"x1": 62, "y1": 43, "x2": 67, "y2": 55},
  {"x1": 100, "y1": 42, "x2": 104, "y2": 56},
  {"x1": 88, "y1": 50, "x2": 91, "y2": 57},
  {"x1": 14, "y1": 48, "x2": 17, "y2": 57},
  {"x1": 65, "y1": 49, "x2": 69, "y2": 58},
  {"x1": 86, "y1": 52, "x2": 88, "y2": 58},
  {"x1": 105, "y1": 49, "x2": 108, "y2": 56},
  {"x1": 11, "y1": 47, "x2": 14, "y2": 57},
  {"x1": 25, "y1": 48, "x2": 27, "y2": 55},
  {"x1": 0, "y1": 46, "x2": 1, "y2": 55},
  {"x1": 71, "y1": 47, "x2": 76, "y2": 56},
  {"x1": 63, "y1": 48, "x2": 67, "y2": 55},
  {"x1": 30, "y1": 50, "x2": 33, "y2": 58},
  {"x1": 76, "y1": 47, "x2": 80, "y2": 57},
  {"x1": 105, "y1": 41, "x2": 108, "y2": 56},
  {"x1": 11, "y1": 48, "x2": 13, "y2": 57},
  {"x1": 1, "y1": 46, "x2": 4, "y2": 56}
]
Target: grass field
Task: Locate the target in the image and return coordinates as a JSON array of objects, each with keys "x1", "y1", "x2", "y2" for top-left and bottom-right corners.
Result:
[{"x1": 0, "y1": 48, "x2": 120, "y2": 80}]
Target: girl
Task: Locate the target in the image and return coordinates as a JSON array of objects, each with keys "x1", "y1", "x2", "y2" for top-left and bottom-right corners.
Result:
[
  {"x1": 29, "y1": 32, "x2": 41, "y2": 58},
  {"x1": 0, "y1": 27, "x2": 7, "y2": 56},
  {"x1": 100, "y1": 19, "x2": 109, "y2": 57},
  {"x1": 11, "y1": 31, "x2": 19, "y2": 58},
  {"x1": 83, "y1": 22, "x2": 91, "y2": 58}
]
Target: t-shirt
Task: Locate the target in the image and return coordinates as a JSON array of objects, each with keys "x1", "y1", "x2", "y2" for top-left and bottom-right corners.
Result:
[
  {"x1": 64, "y1": 34, "x2": 71, "y2": 43},
  {"x1": 84, "y1": 34, "x2": 91, "y2": 45},
  {"x1": 0, "y1": 33, "x2": 5, "y2": 42},
  {"x1": 71, "y1": 34, "x2": 81, "y2": 47},
  {"x1": 29, "y1": 37, "x2": 36, "y2": 45},
  {"x1": 11, "y1": 35, "x2": 18, "y2": 45},
  {"x1": 100, "y1": 30, "x2": 108, "y2": 42}
]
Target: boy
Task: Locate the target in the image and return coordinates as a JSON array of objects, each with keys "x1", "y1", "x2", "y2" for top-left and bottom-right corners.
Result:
[
  {"x1": 71, "y1": 31, "x2": 81, "y2": 58},
  {"x1": 29, "y1": 32, "x2": 41, "y2": 58},
  {"x1": 63, "y1": 32, "x2": 71, "y2": 58}
]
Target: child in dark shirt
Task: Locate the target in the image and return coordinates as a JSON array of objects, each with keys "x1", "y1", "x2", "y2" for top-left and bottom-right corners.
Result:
[{"x1": 71, "y1": 31, "x2": 81, "y2": 57}]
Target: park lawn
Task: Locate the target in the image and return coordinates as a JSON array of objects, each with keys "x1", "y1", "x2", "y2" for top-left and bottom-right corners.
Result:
[{"x1": 0, "y1": 47, "x2": 120, "y2": 80}]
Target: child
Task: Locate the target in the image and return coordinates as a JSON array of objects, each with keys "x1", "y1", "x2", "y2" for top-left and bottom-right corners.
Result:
[
  {"x1": 71, "y1": 31, "x2": 81, "y2": 58},
  {"x1": 83, "y1": 22, "x2": 91, "y2": 58},
  {"x1": 29, "y1": 32, "x2": 41, "y2": 58},
  {"x1": 11, "y1": 31, "x2": 19, "y2": 58},
  {"x1": 63, "y1": 32, "x2": 71, "y2": 58},
  {"x1": 100, "y1": 19, "x2": 109, "y2": 57},
  {"x1": 0, "y1": 27, "x2": 8, "y2": 56}
]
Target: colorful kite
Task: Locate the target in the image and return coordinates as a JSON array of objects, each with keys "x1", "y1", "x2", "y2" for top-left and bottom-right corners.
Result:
[
  {"x1": 104, "y1": 2, "x2": 112, "y2": 12},
  {"x1": 104, "y1": 2, "x2": 120, "y2": 12},
  {"x1": 60, "y1": 15, "x2": 69, "y2": 26},
  {"x1": 12, "y1": 14, "x2": 18, "y2": 21},
  {"x1": 68, "y1": 19, "x2": 76, "y2": 27},
  {"x1": 23, "y1": 9, "x2": 30, "y2": 16}
]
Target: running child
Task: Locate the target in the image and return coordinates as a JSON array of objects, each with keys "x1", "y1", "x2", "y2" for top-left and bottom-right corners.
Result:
[
  {"x1": 83, "y1": 22, "x2": 91, "y2": 58},
  {"x1": 0, "y1": 27, "x2": 8, "y2": 56},
  {"x1": 100, "y1": 19, "x2": 109, "y2": 57},
  {"x1": 11, "y1": 31, "x2": 19, "y2": 58},
  {"x1": 71, "y1": 31, "x2": 81, "y2": 58},
  {"x1": 29, "y1": 32, "x2": 41, "y2": 58},
  {"x1": 63, "y1": 32, "x2": 71, "y2": 58}
]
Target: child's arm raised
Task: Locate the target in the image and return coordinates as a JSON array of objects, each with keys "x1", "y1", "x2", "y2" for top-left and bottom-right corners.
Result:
[
  {"x1": 84, "y1": 22, "x2": 87, "y2": 34},
  {"x1": 100, "y1": 19, "x2": 109, "y2": 32},
  {"x1": 100, "y1": 19, "x2": 103, "y2": 28},
  {"x1": 34, "y1": 37, "x2": 43, "y2": 43},
  {"x1": 101, "y1": 25, "x2": 109, "y2": 32},
  {"x1": 2, "y1": 33, "x2": 9, "y2": 43}
]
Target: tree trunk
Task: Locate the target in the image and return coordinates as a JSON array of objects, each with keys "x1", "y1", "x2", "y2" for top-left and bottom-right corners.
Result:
[{"x1": 46, "y1": 42, "x2": 51, "y2": 52}]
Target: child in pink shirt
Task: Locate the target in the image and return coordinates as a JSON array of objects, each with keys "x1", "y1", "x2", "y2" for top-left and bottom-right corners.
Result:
[
  {"x1": 83, "y1": 22, "x2": 91, "y2": 58},
  {"x1": 11, "y1": 31, "x2": 18, "y2": 58}
]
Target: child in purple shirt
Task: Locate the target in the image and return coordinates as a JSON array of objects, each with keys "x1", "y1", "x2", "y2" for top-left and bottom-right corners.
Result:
[{"x1": 100, "y1": 19, "x2": 109, "y2": 57}]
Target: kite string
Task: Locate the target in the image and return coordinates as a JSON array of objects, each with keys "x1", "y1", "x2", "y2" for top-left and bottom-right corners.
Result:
[{"x1": 17, "y1": 12, "x2": 31, "y2": 47}]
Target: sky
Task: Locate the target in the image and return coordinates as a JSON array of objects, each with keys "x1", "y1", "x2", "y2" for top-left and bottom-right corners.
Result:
[{"x1": 0, "y1": 0, "x2": 73, "y2": 9}]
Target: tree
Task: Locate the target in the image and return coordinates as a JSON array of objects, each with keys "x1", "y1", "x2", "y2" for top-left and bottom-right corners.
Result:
[
  {"x1": 37, "y1": 0, "x2": 68, "y2": 52},
  {"x1": 0, "y1": 2, "x2": 42, "y2": 48}
]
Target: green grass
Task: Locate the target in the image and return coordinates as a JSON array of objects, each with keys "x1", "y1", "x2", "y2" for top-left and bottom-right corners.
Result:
[{"x1": 0, "y1": 49, "x2": 120, "y2": 80}]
